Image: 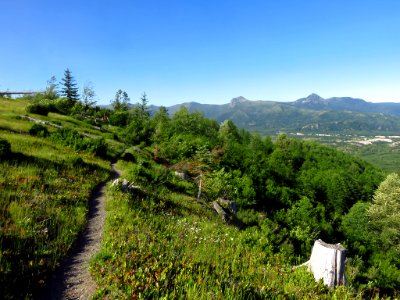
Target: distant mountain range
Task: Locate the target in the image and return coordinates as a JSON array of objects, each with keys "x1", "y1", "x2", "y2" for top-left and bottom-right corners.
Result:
[
  {"x1": 292, "y1": 93, "x2": 400, "y2": 116},
  {"x1": 148, "y1": 94, "x2": 400, "y2": 135}
]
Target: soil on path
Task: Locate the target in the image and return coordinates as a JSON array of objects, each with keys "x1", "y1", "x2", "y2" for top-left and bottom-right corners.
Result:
[{"x1": 39, "y1": 164, "x2": 121, "y2": 300}]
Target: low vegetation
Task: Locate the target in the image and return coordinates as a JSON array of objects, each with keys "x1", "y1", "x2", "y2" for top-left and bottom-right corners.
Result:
[
  {"x1": 0, "y1": 97, "x2": 114, "y2": 298},
  {"x1": 1, "y1": 88, "x2": 399, "y2": 299},
  {"x1": 92, "y1": 104, "x2": 396, "y2": 298}
]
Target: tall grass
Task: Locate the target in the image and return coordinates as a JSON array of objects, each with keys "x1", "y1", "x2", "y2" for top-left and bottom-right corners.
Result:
[{"x1": 0, "y1": 99, "x2": 112, "y2": 298}]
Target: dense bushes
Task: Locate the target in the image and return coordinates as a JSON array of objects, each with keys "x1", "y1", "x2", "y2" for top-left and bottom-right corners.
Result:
[
  {"x1": 29, "y1": 124, "x2": 49, "y2": 137},
  {"x1": 50, "y1": 128, "x2": 108, "y2": 157},
  {"x1": 0, "y1": 138, "x2": 11, "y2": 159},
  {"x1": 134, "y1": 106, "x2": 400, "y2": 294},
  {"x1": 342, "y1": 192, "x2": 400, "y2": 291},
  {"x1": 27, "y1": 123, "x2": 108, "y2": 157},
  {"x1": 26, "y1": 96, "x2": 75, "y2": 116},
  {"x1": 26, "y1": 103, "x2": 50, "y2": 116}
]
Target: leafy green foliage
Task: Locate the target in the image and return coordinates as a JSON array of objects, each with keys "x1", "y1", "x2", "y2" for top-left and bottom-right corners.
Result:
[
  {"x1": 29, "y1": 124, "x2": 49, "y2": 137},
  {"x1": 26, "y1": 103, "x2": 50, "y2": 116},
  {"x1": 50, "y1": 128, "x2": 108, "y2": 157},
  {"x1": 43, "y1": 75, "x2": 59, "y2": 100},
  {"x1": 109, "y1": 110, "x2": 129, "y2": 126},
  {"x1": 368, "y1": 173, "x2": 400, "y2": 253},
  {"x1": 111, "y1": 89, "x2": 130, "y2": 111},
  {"x1": 91, "y1": 158, "x2": 354, "y2": 299},
  {"x1": 0, "y1": 138, "x2": 11, "y2": 159},
  {"x1": 343, "y1": 202, "x2": 370, "y2": 242},
  {"x1": 81, "y1": 81, "x2": 96, "y2": 109}
]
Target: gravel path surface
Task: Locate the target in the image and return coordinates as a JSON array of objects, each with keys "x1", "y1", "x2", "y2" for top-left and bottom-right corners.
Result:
[{"x1": 39, "y1": 164, "x2": 121, "y2": 300}]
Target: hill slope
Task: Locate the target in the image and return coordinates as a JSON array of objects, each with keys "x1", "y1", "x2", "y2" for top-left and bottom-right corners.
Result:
[
  {"x1": 0, "y1": 97, "x2": 120, "y2": 298},
  {"x1": 152, "y1": 95, "x2": 400, "y2": 135},
  {"x1": 1, "y1": 96, "x2": 399, "y2": 298}
]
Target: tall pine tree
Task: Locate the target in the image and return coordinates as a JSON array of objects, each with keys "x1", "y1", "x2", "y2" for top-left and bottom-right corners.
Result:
[{"x1": 60, "y1": 68, "x2": 79, "y2": 107}]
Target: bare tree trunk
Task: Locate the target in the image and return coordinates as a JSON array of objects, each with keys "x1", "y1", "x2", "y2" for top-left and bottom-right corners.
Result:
[
  {"x1": 298, "y1": 239, "x2": 347, "y2": 288},
  {"x1": 196, "y1": 175, "x2": 202, "y2": 202}
]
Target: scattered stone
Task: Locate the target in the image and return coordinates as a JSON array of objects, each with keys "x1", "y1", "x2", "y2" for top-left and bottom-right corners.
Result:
[
  {"x1": 217, "y1": 198, "x2": 237, "y2": 215},
  {"x1": 174, "y1": 171, "x2": 188, "y2": 180},
  {"x1": 111, "y1": 178, "x2": 144, "y2": 193}
]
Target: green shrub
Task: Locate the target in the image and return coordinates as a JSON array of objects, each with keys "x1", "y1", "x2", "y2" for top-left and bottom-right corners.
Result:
[
  {"x1": 237, "y1": 209, "x2": 260, "y2": 227},
  {"x1": 120, "y1": 151, "x2": 136, "y2": 162},
  {"x1": 25, "y1": 97, "x2": 71, "y2": 116},
  {"x1": 26, "y1": 103, "x2": 49, "y2": 116},
  {"x1": 50, "y1": 128, "x2": 108, "y2": 157},
  {"x1": 109, "y1": 111, "x2": 129, "y2": 126},
  {"x1": 0, "y1": 138, "x2": 11, "y2": 159},
  {"x1": 51, "y1": 98, "x2": 71, "y2": 115},
  {"x1": 89, "y1": 138, "x2": 108, "y2": 158},
  {"x1": 28, "y1": 124, "x2": 49, "y2": 137},
  {"x1": 67, "y1": 156, "x2": 84, "y2": 167}
]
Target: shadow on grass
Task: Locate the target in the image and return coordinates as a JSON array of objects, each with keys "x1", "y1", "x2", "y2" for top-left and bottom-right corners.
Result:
[{"x1": 0, "y1": 151, "x2": 112, "y2": 299}]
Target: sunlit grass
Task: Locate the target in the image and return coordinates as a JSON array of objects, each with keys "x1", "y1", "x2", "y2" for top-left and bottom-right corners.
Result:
[
  {"x1": 0, "y1": 98, "x2": 112, "y2": 298},
  {"x1": 92, "y1": 157, "x2": 359, "y2": 299}
]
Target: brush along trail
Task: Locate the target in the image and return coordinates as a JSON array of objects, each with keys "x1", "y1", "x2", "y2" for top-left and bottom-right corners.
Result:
[{"x1": 40, "y1": 164, "x2": 121, "y2": 300}]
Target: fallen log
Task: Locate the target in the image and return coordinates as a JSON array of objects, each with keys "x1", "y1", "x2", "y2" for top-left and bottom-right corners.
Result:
[
  {"x1": 22, "y1": 115, "x2": 95, "y2": 138},
  {"x1": 213, "y1": 201, "x2": 227, "y2": 221},
  {"x1": 298, "y1": 239, "x2": 347, "y2": 288},
  {"x1": 21, "y1": 115, "x2": 63, "y2": 129}
]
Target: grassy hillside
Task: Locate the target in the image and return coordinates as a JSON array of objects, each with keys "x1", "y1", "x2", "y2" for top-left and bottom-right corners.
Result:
[
  {"x1": 1, "y1": 97, "x2": 399, "y2": 299},
  {"x1": 0, "y1": 97, "x2": 120, "y2": 298},
  {"x1": 90, "y1": 152, "x2": 387, "y2": 299},
  {"x1": 91, "y1": 157, "x2": 348, "y2": 299}
]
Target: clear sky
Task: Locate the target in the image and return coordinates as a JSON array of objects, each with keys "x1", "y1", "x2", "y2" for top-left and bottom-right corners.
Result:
[{"x1": 1, "y1": 0, "x2": 400, "y2": 106}]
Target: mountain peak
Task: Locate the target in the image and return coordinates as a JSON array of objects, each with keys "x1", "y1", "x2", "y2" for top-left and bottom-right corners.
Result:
[
  {"x1": 307, "y1": 93, "x2": 323, "y2": 99},
  {"x1": 305, "y1": 93, "x2": 325, "y2": 102},
  {"x1": 230, "y1": 96, "x2": 248, "y2": 107},
  {"x1": 294, "y1": 93, "x2": 327, "y2": 106}
]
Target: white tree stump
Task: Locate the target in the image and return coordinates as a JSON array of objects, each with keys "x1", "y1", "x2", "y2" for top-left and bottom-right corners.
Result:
[{"x1": 300, "y1": 239, "x2": 347, "y2": 288}]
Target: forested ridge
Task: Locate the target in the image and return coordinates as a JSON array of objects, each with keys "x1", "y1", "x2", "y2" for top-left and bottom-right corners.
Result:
[{"x1": 0, "y1": 81, "x2": 399, "y2": 298}]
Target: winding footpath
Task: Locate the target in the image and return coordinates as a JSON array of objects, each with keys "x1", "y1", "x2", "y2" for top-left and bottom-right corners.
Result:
[{"x1": 40, "y1": 164, "x2": 121, "y2": 300}]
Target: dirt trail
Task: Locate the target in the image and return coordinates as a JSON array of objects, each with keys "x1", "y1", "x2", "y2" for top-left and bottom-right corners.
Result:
[{"x1": 39, "y1": 164, "x2": 121, "y2": 300}]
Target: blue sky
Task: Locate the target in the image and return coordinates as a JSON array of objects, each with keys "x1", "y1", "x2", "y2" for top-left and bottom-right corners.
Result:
[{"x1": 1, "y1": 0, "x2": 400, "y2": 106}]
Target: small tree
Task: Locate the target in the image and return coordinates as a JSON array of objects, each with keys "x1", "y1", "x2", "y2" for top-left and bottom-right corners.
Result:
[
  {"x1": 60, "y1": 68, "x2": 79, "y2": 107},
  {"x1": 44, "y1": 76, "x2": 59, "y2": 100},
  {"x1": 123, "y1": 93, "x2": 151, "y2": 144},
  {"x1": 82, "y1": 82, "x2": 96, "y2": 110},
  {"x1": 111, "y1": 89, "x2": 130, "y2": 111}
]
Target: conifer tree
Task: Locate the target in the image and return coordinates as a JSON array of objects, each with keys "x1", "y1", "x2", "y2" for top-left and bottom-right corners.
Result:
[
  {"x1": 60, "y1": 68, "x2": 79, "y2": 107},
  {"x1": 139, "y1": 92, "x2": 150, "y2": 119}
]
